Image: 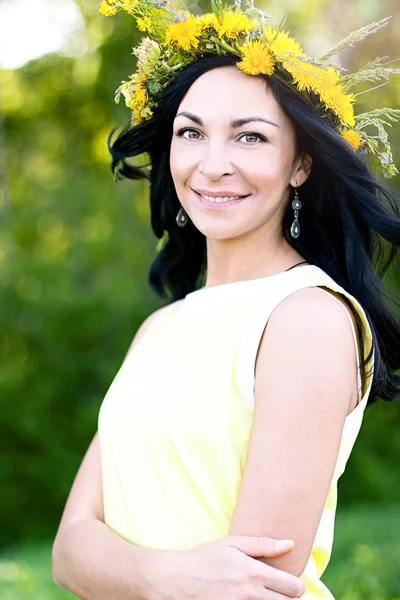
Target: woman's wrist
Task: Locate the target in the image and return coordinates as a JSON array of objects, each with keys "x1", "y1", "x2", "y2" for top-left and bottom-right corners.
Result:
[
  {"x1": 136, "y1": 548, "x2": 182, "y2": 600},
  {"x1": 52, "y1": 518, "x2": 174, "y2": 600}
]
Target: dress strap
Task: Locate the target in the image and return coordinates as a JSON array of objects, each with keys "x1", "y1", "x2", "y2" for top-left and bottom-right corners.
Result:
[
  {"x1": 315, "y1": 288, "x2": 363, "y2": 405},
  {"x1": 285, "y1": 260, "x2": 309, "y2": 272}
]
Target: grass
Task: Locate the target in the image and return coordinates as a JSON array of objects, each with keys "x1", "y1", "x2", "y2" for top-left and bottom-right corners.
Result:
[{"x1": 1, "y1": 505, "x2": 399, "y2": 599}]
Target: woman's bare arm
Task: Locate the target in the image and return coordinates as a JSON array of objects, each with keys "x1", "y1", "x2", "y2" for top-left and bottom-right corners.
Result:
[
  {"x1": 52, "y1": 432, "x2": 167, "y2": 600},
  {"x1": 228, "y1": 287, "x2": 358, "y2": 576},
  {"x1": 52, "y1": 306, "x2": 173, "y2": 600}
]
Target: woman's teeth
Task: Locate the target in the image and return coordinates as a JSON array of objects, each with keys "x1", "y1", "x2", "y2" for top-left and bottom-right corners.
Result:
[{"x1": 201, "y1": 194, "x2": 243, "y2": 203}]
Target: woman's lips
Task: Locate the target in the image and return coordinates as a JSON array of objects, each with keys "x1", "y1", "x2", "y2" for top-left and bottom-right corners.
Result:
[{"x1": 193, "y1": 189, "x2": 250, "y2": 210}]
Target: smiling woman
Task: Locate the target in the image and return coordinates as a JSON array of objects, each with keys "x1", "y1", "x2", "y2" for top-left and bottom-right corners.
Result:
[{"x1": 52, "y1": 2, "x2": 400, "y2": 600}]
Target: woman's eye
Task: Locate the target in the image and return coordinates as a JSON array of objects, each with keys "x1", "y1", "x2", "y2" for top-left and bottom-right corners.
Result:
[
  {"x1": 240, "y1": 132, "x2": 266, "y2": 144},
  {"x1": 176, "y1": 128, "x2": 202, "y2": 140}
]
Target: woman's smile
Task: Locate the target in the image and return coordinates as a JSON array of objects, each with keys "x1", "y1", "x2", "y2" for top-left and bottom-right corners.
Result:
[{"x1": 192, "y1": 188, "x2": 251, "y2": 210}]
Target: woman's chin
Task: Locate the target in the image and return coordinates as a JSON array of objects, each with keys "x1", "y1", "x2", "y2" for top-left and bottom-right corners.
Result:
[{"x1": 189, "y1": 216, "x2": 248, "y2": 241}]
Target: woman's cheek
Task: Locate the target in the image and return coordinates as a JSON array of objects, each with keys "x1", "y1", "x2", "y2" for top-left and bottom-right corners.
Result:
[
  {"x1": 243, "y1": 160, "x2": 277, "y2": 186},
  {"x1": 170, "y1": 156, "x2": 189, "y2": 185}
]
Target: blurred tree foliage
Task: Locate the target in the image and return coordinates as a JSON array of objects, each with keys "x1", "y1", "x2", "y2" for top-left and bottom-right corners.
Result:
[{"x1": 0, "y1": 0, "x2": 399, "y2": 547}]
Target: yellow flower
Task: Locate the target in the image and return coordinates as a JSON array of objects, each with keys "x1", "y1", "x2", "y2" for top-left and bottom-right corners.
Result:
[
  {"x1": 340, "y1": 129, "x2": 362, "y2": 150},
  {"x1": 317, "y1": 66, "x2": 341, "y2": 89},
  {"x1": 310, "y1": 66, "x2": 340, "y2": 101},
  {"x1": 119, "y1": 73, "x2": 148, "y2": 112},
  {"x1": 237, "y1": 41, "x2": 275, "y2": 76},
  {"x1": 137, "y1": 17, "x2": 152, "y2": 33},
  {"x1": 218, "y1": 11, "x2": 256, "y2": 39},
  {"x1": 325, "y1": 86, "x2": 356, "y2": 127},
  {"x1": 132, "y1": 108, "x2": 143, "y2": 125},
  {"x1": 119, "y1": 0, "x2": 138, "y2": 14},
  {"x1": 196, "y1": 13, "x2": 220, "y2": 33},
  {"x1": 263, "y1": 27, "x2": 303, "y2": 59},
  {"x1": 310, "y1": 66, "x2": 355, "y2": 126},
  {"x1": 133, "y1": 87, "x2": 147, "y2": 108},
  {"x1": 283, "y1": 57, "x2": 323, "y2": 93},
  {"x1": 283, "y1": 58, "x2": 355, "y2": 126},
  {"x1": 164, "y1": 16, "x2": 201, "y2": 50},
  {"x1": 99, "y1": 1, "x2": 116, "y2": 16}
]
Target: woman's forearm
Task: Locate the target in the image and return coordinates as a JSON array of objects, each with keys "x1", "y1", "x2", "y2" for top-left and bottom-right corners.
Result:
[{"x1": 52, "y1": 517, "x2": 168, "y2": 600}]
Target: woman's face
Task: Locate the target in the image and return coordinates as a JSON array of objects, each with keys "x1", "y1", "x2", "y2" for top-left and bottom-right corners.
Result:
[{"x1": 169, "y1": 66, "x2": 311, "y2": 241}]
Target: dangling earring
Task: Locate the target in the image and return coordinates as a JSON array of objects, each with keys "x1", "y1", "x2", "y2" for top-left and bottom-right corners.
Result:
[
  {"x1": 290, "y1": 188, "x2": 302, "y2": 239},
  {"x1": 176, "y1": 205, "x2": 188, "y2": 227}
]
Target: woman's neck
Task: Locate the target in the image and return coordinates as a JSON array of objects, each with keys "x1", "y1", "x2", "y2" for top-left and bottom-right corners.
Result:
[{"x1": 204, "y1": 234, "x2": 305, "y2": 288}]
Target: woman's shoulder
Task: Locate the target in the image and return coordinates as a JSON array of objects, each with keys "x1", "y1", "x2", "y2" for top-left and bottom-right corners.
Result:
[
  {"x1": 268, "y1": 285, "x2": 356, "y2": 347},
  {"x1": 292, "y1": 265, "x2": 370, "y2": 326}
]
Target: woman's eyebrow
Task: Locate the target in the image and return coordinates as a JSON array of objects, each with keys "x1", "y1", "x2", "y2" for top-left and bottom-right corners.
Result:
[
  {"x1": 231, "y1": 116, "x2": 279, "y2": 129},
  {"x1": 175, "y1": 111, "x2": 279, "y2": 129},
  {"x1": 175, "y1": 111, "x2": 203, "y2": 125}
]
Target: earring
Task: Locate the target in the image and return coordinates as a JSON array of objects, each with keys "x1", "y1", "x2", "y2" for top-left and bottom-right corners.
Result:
[
  {"x1": 176, "y1": 205, "x2": 188, "y2": 227},
  {"x1": 290, "y1": 188, "x2": 302, "y2": 239}
]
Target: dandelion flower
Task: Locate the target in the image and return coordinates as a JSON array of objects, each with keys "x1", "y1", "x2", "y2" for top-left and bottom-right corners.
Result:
[
  {"x1": 341, "y1": 129, "x2": 362, "y2": 150},
  {"x1": 283, "y1": 57, "x2": 323, "y2": 93},
  {"x1": 326, "y1": 86, "x2": 356, "y2": 127},
  {"x1": 263, "y1": 27, "x2": 303, "y2": 59},
  {"x1": 196, "y1": 13, "x2": 220, "y2": 34},
  {"x1": 218, "y1": 11, "x2": 256, "y2": 40},
  {"x1": 238, "y1": 41, "x2": 275, "y2": 76},
  {"x1": 165, "y1": 16, "x2": 201, "y2": 50},
  {"x1": 317, "y1": 66, "x2": 341, "y2": 89}
]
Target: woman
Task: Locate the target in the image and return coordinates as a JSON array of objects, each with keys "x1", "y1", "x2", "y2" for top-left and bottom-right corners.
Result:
[{"x1": 52, "y1": 2, "x2": 400, "y2": 598}]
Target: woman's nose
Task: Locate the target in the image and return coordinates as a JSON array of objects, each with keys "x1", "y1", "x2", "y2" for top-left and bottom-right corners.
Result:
[{"x1": 198, "y1": 141, "x2": 235, "y2": 180}]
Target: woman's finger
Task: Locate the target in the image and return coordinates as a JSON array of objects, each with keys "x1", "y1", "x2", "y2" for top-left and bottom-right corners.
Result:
[{"x1": 250, "y1": 562, "x2": 305, "y2": 598}]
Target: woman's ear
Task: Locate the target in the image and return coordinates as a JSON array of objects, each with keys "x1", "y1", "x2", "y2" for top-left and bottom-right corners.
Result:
[{"x1": 290, "y1": 152, "x2": 312, "y2": 187}]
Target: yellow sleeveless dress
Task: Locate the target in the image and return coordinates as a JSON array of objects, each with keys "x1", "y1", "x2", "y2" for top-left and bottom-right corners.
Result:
[{"x1": 98, "y1": 264, "x2": 375, "y2": 599}]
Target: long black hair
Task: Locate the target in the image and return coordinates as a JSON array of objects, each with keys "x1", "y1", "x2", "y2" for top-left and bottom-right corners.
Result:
[{"x1": 108, "y1": 54, "x2": 400, "y2": 404}]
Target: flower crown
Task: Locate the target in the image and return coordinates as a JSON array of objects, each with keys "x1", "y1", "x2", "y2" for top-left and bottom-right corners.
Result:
[{"x1": 100, "y1": 0, "x2": 400, "y2": 177}]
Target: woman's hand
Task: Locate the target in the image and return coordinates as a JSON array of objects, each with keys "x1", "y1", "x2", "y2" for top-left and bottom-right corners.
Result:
[{"x1": 147, "y1": 535, "x2": 305, "y2": 600}]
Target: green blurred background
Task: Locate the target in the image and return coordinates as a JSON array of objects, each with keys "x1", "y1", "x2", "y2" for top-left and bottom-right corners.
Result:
[{"x1": 0, "y1": 0, "x2": 399, "y2": 598}]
